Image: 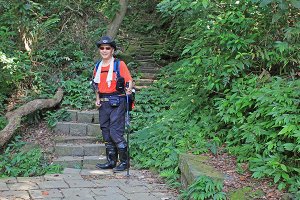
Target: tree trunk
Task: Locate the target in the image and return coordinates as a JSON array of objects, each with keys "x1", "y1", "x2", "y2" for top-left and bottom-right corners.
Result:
[
  {"x1": 0, "y1": 88, "x2": 64, "y2": 147},
  {"x1": 106, "y1": 0, "x2": 128, "y2": 39}
]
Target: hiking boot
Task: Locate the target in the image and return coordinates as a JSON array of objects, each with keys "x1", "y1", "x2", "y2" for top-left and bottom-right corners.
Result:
[
  {"x1": 96, "y1": 143, "x2": 117, "y2": 169},
  {"x1": 113, "y1": 147, "x2": 129, "y2": 172}
]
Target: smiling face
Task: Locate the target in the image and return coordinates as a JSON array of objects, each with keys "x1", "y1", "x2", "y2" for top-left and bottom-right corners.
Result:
[{"x1": 99, "y1": 44, "x2": 114, "y2": 61}]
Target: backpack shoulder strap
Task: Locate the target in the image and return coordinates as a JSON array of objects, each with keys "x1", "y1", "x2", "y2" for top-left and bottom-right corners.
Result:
[
  {"x1": 95, "y1": 61, "x2": 101, "y2": 72},
  {"x1": 94, "y1": 60, "x2": 120, "y2": 78},
  {"x1": 92, "y1": 61, "x2": 101, "y2": 79},
  {"x1": 114, "y1": 59, "x2": 120, "y2": 78}
]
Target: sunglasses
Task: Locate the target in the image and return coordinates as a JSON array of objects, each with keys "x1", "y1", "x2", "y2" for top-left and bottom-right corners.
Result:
[{"x1": 99, "y1": 46, "x2": 112, "y2": 50}]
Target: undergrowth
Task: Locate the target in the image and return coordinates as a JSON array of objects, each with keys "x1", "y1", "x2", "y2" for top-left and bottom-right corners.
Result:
[
  {"x1": 0, "y1": 136, "x2": 63, "y2": 177},
  {"x1": 131, "y1": 1, "x2": 300, "y2": 198}
]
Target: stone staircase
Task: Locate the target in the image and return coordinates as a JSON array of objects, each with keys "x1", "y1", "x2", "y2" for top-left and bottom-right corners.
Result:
[
  {"x1": 131, "y1": 38, "x2": 162, "y2": 90},
  {"x1": 53, "y1": 110, "x2": 106, "y2": 169}
]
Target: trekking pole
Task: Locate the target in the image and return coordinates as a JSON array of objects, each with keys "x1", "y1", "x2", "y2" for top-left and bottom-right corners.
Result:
[{"x1": 125, "y1": 83, "x2": 131, "y2": 177}]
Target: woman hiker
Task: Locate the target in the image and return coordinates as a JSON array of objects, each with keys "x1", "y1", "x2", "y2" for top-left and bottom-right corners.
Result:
[{"x1": 93, "y1": 36, "x2": 133, "y2": 172}]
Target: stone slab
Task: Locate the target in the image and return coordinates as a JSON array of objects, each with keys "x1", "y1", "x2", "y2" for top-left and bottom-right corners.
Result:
[
  {"x1": 37, "y1": 180, "x2": 69, "y2": 189},
  {"x1": 83, "y1": 144, "x2": 105, "y2": 156},
  {"x1": 60, "y1": 188, "x2": 94, "y2": 199},
  {"x1": 29, "y1": 189, "x2": 63, "y2": 199},
  {"x1": 91, "y1": 187, "x2": 124, "y2": 195},
  {"x1": 64, "y1": 179, "x2": 96, "y2": 188},
  {"x1": 7, "y1": 182, "x2": 39, "y2": 190},
  {"x1": 152, "y1": 192, "x2": 177, "y2": 200},
  {"x1": 119, "y1": 185, "x2": 151, "y2": 194},
  {"x1": 80, "y1": 169, "x2": 113, "y2": 176},
  {"x1": 87, "y1": 124, "x2": 101, "y2": 136},
  {"x1": 77, "y1": 111, "x2": 94, "y2": 123},
  {"x1": 54, "y1": 122, "x2": 70, "y2": 134},
  {"x1": 0, "y1": 190, "x2": 30, "y2": 199},
  {"x1": 93, "y1": 193, "x2": 127, "y2": 200},
  {"x1": 92, "y1": 179, "x2": 126, "y2": 187},
  {"x1": 70, "y1": 123, "x2": 87, "y2": 136},
  {"x1": 63, "y1": 168, "x2": 81, "y2": 174},
  {"x1": 54, "y1": 136, "x2": 99, "y2": 144},
  {"x1": 140, "y1": 73, "x2": 156, "y2": 79},
  {"x1": 0, "y1": 178, "x2": 17, "y2": 184},
  {"x1": 52, "y1": 156, "x2": 83, "y2": 168},
  {"x1": 55, "y1": 143, "x2": 84, "y2": 156},
  {"x1": 44, "y1": 173, "x2": 83, "y2": 181},
  {"x1": 67, "y1": 110, "x2": 78, "y2": 121},
  {"x1": 136, "y1": 79, "x2": 154, "y2": 86},
  {"x1": 17, "y1": 177, "x2": 44, "y2": 183},
  {"x1": 123, "y1": 192, "x2": 159, "y2": 200},
  {"x1": 179, "y1": 153, "x2": 224, "y2": 188},
  {"x1": 0, "y1": 182, "x2": 9, "y2": 191}
]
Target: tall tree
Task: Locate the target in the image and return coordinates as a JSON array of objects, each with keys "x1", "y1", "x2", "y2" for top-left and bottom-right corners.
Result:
[{"x1": 106, "y1": 0, "x2": 128, "y2": 38}]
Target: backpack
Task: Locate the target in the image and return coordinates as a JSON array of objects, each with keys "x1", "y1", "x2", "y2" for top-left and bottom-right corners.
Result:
[{"x1": 95, "y1": 59, "x2": 125, "y2": 93}]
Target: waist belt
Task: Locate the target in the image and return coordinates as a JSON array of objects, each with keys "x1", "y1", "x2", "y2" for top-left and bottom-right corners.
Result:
[{"x1": 100, "y1": 98, "x2": 109, "y2": 102}]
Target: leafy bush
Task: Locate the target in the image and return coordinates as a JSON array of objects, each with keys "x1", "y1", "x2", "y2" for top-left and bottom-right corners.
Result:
[
  {"x1": 131, "y1": 0, "x2": 300, "y2": 196},
  {"x1": 216, "y1": 76, "x2": 300, "y2": 191},
  {"x1": 0, "y1": 136, "x2": 63, "y2": 177},
  {"x1": 61, "y1": 76, "x2": 95, "y2": 109},
  {"x1": 179, "y1": 176, "x2": 226, "y2": 200},
  {"x1": 45, "y1": 109, "x2": 70, "y2": 128},
  {"x1": 131, "y1": 63, "x2": 223, "y2": 184},
  {"x1": 0, "y1": 115, "x2": 7, "y2": 130}
]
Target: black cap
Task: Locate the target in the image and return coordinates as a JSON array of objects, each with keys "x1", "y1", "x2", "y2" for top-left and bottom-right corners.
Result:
[{"x1": 96, "y1": 36, "x2": 117, "y2": 50}]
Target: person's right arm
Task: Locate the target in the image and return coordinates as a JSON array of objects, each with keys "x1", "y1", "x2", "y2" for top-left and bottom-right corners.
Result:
[
  {"x1": 93, "y1": 67, "x2": 101, "y2": 107},
  {"x1": 95, "y1": 90, "x2": 101, "y2": 107}
]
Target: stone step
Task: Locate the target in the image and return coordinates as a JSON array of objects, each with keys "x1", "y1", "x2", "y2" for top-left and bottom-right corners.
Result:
[
  {"x1": 65, "y1": 110, "x2": 99, "y2": 124},
  {"x1": 53, "y1": 135, "x2": 101, "y2": 144},
  {"x1": 139, "y1": 68, "x2": 159, "y2": 73},
  {"x1": 54, "y1": 122, "x2": 100, "y2": 137},
  {"x1": 135, "y1": 85, "x2": 149, "y2": 90},
  {"x1": 139, "y1": 62, "x2": 158, "y2": 68},
  {"x1": 135, "y1": 49, "x2": 155, "y2": 55},
  {"x1": 140, "y1": 43, "x2": 162, "y2": 47},
  {"x1": 55, "y1": 143, "x2": 105, "y2": 157},
  {"x1": 52, "y1": 155, "x2": 106, "y2": 169},
  {"x1": 139, "y1": 61, "x2": 160, "y2": 68},
  {"x1": 135, "y1": 55, "x2": 153, "y2": 60},
  {"x1": 136, "y1": 58, "x2": 156, "y2": 63},
  {"x1": 140, "y1": 73, "x2": 157, "y2": 79},
  {"x1": 136, "y1": 79, "x2": 154, "y2": 86},
  {"x1": 179, "y1": 153, "x2": 225, "y2": 188}
]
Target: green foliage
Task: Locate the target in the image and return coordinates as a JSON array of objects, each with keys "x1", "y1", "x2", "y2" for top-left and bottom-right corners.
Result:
[
  {"x1": 0, "y1": 51, "x2": 32, "y2": 98},
  {"x1": 215, "y1": 76, "x2": 300, "y2": 191},
  {"x1": 160, "y1": 168, "x2": 181, "y2": 188},
  {"x1": 131, "y1": 63, "x2": 224, "y2": 186},
  {"x1": 61, "y1": 75, "x2": 95, "y2": 109},
  {"x1": 131, "y1": 0, "x2": 300, "y2": 196},
  {"x1": 0, "y1": 115, "x2": 7, "y2": 130},
  {"x1": 45, "y1": 109, "x2": 70, "y2": 128},
  {"x1": 180, "y1": 176, "x2": 226, "y2": 200},
  {"x1": 0, "y1": 136, "x2": 63, "y2": 177},
  {"x1": 0, "y1": 0, "x2": 109, "y2": 112},
  {"x1": 99, "y1": 0, "x2": 120, "y2": 20}
]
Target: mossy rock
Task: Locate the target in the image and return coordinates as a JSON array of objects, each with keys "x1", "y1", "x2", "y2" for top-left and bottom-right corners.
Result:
[
  {"x1": 179, "y1": 153, "x2": 224, "y2": 188},
  {"x1": 229, "y1": 187, "x2": 265, "y2": 200}
]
